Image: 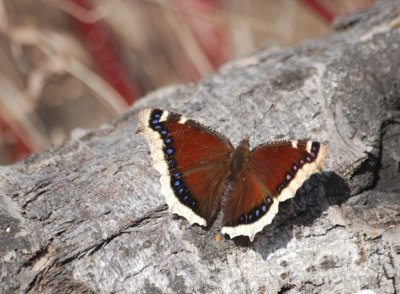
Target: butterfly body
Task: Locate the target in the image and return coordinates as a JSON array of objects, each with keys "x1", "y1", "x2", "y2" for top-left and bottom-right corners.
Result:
[
  {"x1": 229, "y1": 139, "x2": 250, "y2": 178},
  {"x1": 137, "y1": 108, "x2": 327, "y2": 241}
]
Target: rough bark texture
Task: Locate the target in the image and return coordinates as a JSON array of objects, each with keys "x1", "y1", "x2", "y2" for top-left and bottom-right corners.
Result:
[{"x1": 1, "y1": 1, "x2": 400, "y2": 293}]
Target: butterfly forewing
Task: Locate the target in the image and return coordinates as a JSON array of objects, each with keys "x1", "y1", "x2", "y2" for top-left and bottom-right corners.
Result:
[{"x1": 250, "y1": 140, "x2": 327, "y2": 202}]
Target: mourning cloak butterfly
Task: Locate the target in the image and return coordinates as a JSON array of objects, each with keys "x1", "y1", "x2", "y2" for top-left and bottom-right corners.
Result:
[{"x1": 137, "y1": 108, "x2": 327, "y2": 241}]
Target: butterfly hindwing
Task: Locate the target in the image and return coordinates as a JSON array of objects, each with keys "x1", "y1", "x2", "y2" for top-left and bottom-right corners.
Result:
[
  {"x1": 138, "y1": 109, "x2": 233, "y2": 226},
  {"x1": 221, "y1": 169, "x2": 280, "y2": 241},
  {"x1": 222, "y1": 140, "x2": 327, "y2": 240}
]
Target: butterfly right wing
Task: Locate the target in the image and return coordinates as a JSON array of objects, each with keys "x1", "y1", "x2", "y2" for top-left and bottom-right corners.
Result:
[
  {"x1": 222, "y1": 140, "x2": 327, "y2": 241},
  {"x1": 138, "y1": 109, "x2": 233, "y2": 226}
]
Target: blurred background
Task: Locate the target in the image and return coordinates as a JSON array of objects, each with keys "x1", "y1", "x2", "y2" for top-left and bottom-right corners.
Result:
[{"x1": 0, "y1": 0, "x2": 373, "y2": 164}]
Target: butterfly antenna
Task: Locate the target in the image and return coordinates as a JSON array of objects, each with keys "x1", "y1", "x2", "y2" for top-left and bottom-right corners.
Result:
[
  {"x1": 237, "y1": 94, "x2": 246, "y2": 138},
  {"x1": 247, "y1": 103, "x2": 275, "y2": 139}
]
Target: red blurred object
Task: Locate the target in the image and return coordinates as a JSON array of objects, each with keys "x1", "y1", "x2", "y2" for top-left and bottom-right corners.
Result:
[
  {"x1": 0, "y1": 117, "x2": 32, "y2": 163},
  {"x1": 68, "y1": 0, "x2": 141, "y2": 105},
  {"x1": 173, "y1": 0, "x2": 229, "y2": 80},
  {"x1": 300, "y1": 0, "x2": 334, "y2": 23},
  {"x1": 177, "y1": 0, "x2": 229, "y2": 68}
]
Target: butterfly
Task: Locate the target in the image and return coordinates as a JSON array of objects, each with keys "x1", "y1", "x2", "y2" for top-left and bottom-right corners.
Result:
[{"x1": 137, "y1": 108, "x2": 327, "y2": 241}]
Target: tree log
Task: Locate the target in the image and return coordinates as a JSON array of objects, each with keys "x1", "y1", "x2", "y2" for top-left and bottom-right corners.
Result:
[{"x1": 1, "y1": 1, "x2": 400, "y2": 293}]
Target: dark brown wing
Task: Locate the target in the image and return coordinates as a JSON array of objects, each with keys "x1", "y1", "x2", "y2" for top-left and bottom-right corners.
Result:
[
  {"x1": 222, "y1": 140, "x2": 327, "y2": 240},
  {"x1": 138, "y1": 109, "x2": 233, "y2": 226}
]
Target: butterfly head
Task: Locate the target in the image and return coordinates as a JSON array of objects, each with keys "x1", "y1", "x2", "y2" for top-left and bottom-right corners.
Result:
[{"x1": 237, "y1": 138, "x2": 250, "y2": 151}]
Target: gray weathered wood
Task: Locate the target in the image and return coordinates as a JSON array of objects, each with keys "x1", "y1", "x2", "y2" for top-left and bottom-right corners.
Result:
[{"x1": 1, "y1": 1, "x2": 400, "y2": 293}]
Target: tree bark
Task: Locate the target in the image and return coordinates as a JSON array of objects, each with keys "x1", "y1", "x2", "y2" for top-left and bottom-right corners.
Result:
[{"x1": 1, "y1": 1, "x2": 400, "y2": 293}]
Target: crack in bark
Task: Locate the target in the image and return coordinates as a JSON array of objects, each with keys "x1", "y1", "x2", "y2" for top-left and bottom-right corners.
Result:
[
  {"x1": 235, "y1": 253, "x2": 250, "y2": 294},
  {"x1": 277, "y1": 283, "x2": 296, "y2": 294},
  {"x1": 87, "y1": 205, "x2": 169, "y2": 257},
  {"x1": 21, "y1": 180, "x2": 52, "y2": 208},
  {"x1": 307, "y1": 224, "x2": 347, "y2": 237},
  {"x1": 120, "y1": 248, "x2": 186, "y2": 290},
  {"x1": 298, "y1": 280, "x2": 325, "y2": 292},
  {"x1": 22, "y1": 245, "x2": 51, "y2": 293},
  {"x1": 385, "y1": 250, "x2": 398, "y2": 294}
]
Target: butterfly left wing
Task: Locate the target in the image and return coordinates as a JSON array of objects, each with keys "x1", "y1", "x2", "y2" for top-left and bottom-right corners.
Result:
[
  {"x1": 138, "y1": 109, "x2": 233, "y2": 226},
  {"x1": 222, "y1": 140, "x2": 327, "y2": 241}
]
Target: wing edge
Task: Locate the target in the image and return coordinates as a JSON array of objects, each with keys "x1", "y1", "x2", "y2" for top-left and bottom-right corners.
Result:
[
  {"x1": 221, "y1": 198, "x2": 279, "y2": 241},
  {"x1": 138, "y1": 108, "x2": 207, "y2": 226},
  {"x1": 276, "y1": 142, "x2": 328, "y2": 202}
]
